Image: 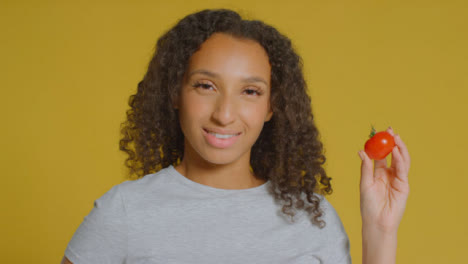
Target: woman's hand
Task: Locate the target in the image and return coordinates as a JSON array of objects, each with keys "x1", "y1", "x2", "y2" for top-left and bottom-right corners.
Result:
[
  {"x1": 358, "y1": 126, "x2": 410, "y2": 233},
  {"x1": 358, "y1": 127, "x2": 410, "y2": 264}
]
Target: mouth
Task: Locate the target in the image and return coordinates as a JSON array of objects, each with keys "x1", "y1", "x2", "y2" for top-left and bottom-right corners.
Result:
[
  {"x1": 203, "y1": 128, "x2": 241, "y2": 139},
  {"x1": 202, "y1": 128, "x2": 241, "y2": 148}
]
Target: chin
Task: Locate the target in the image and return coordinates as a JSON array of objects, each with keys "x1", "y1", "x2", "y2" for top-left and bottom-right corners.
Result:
[
  {"x1": 200, "y1": 150, "x2": 243, "y2": 166},
  {"x1": 203, "y1": 156, "x2": 237, "y2": 166}
]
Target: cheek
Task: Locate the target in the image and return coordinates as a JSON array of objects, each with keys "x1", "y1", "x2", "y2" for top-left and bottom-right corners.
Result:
[
  {"x1": 179, "y1": 94, "x2": 210, "y2": 125},
  {"x1": 239, "y1": 99, "x2": 270, "y2": 126}
]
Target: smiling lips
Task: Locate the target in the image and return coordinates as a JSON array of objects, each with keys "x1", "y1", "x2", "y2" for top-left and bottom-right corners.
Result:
[{"x1": 203, "y1": 128, "x2": 241, "y2": 148}]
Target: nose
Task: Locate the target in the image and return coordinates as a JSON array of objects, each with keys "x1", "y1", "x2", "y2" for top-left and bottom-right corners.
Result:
[{"x1": 211, "y1": 94, "x2": 236, "y2": 126}]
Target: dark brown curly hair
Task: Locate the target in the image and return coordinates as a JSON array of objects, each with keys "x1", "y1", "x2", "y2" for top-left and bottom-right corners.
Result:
[{"x1": 119, "y1": 8, "x2": 333, "y2": 227}]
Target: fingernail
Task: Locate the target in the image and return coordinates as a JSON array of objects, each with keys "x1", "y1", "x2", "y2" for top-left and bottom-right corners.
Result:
[
  {"x1": 358, "y1": 151, "x2": 363, "y2": 161},
  {"x1": 389, "y1": 126, "x2": 393, "y2": 130}
]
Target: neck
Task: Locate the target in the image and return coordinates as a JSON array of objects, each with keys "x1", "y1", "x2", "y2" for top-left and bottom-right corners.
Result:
[{"x1": 174, "y1": 144, "x2": 266, "y2": 190}]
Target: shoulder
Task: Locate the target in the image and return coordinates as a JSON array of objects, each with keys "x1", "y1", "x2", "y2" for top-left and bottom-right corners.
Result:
[
  {"x1": 314, "y1": 195, "x2": 351, "y2": 262},
  {"x1": 298, "y1": 193, "x2": 347, "y2": 234},
  {"x1": 299, "y1": 193, "x2": 343, "y2": 226},
  {"x1": 317, "y1": 195, "x2": 344, "y2": 228},
  {"x1": 317, "y1": 196, "x2": 350, "y2": 250},
  {"x1": 96, "y1": 166, "x2": 174, "y2": 208},
  {"x1": 118, "y1": 166, "x2": 173, "y2": 193}
]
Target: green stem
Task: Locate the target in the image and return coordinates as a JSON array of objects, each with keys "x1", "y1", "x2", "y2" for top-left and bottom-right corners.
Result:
[{"x1": 369, "y1": 125, "x2": 376, "y2": 138}]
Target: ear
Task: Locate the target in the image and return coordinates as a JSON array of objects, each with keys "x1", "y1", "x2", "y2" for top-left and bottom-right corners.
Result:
[
  {"x1": 265, "y1": 108, "x2": 273, "y2": 122},
  {"x1": 172, "y1": 95, "x2": 179, "y2": 110}
]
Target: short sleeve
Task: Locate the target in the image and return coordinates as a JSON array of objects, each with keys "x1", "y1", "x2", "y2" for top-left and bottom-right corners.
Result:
[
  {"x1": 320, "y1": 198, "x2": 352, "y2": 264},
  {"x1": 65, "y1": 184, "x2": 128, "y2": 264}
]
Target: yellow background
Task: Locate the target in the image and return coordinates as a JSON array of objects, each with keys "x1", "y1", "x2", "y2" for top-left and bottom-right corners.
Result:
[{"x1": 1, "y1": 0, "x2": 467, "y2": 263}]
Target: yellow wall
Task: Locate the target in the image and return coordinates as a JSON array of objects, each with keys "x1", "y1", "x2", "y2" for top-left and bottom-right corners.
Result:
[{"x1": 1, "y1": 0, "x2": 467, "y2": 263}]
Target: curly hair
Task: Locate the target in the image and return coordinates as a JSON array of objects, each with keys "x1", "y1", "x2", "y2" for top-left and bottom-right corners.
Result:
[{"x1": 119, "y1": 8, "x2": 333, "y2": 227}]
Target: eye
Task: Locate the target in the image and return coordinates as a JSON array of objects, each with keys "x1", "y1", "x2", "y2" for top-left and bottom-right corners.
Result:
[
  {"x1": 243, "y1": 88, "x2": 262, "y2": 96},
  {"x1": 192, "y1": 81, "x2": 214, "y2": 90}
]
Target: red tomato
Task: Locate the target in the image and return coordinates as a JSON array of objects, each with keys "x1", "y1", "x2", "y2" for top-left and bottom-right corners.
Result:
[{"x1": 364, "y1": 127, "x2": 395, "y2": 160}]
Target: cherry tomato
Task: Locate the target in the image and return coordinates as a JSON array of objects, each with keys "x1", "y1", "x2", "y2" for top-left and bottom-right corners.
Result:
[{"x1": 364, "y1": 126, "x2": 395, "y2": 160}]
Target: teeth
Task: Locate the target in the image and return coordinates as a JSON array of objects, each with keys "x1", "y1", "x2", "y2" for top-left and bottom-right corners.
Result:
[{"x1": 208, "y1": 131, "x2": 238, "y2": 139}]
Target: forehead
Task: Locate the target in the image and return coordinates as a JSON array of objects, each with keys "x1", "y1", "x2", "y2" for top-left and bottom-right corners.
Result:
[{"x1": 186, "y1": 33, "x2": 271, "y2": 84}]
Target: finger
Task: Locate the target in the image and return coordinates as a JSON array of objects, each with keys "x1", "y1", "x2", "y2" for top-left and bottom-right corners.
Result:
[
  {"x1": 388, "y1": 126, "x2": 400, "y2": 168},
  {"x1": 374, "y1": 158, "x2": 387, "y2": 170},
  {"x1": 394, "y1": 134, "x2": 411, "y2": 168},
  {"x1": 391, "y1": 145, "x2": 409, "y2": 183},
  {"x1": 359, "y1": 150, "x2": 374, "y2": 189},
  {"x1": 387, "y1": 127, "x2": 410, "y2": 168}
]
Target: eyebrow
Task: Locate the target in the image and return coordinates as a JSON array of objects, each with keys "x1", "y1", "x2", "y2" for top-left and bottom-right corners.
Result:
[{"x1": 188, "y1": 69, "x2": 269, "y2": 86}]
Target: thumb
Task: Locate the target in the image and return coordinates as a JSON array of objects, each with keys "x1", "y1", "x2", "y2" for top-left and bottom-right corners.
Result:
[{"x1": 359, "y1": 150, "x2": 374, "y2": 189}]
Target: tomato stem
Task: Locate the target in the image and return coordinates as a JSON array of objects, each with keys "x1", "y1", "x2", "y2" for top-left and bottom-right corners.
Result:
[{"x1": 369, "y1": 125, "x2": 376, "y2": 138}]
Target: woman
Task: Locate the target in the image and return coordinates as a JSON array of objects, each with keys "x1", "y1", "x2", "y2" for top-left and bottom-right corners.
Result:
[{"x1": 62, "y1": 8, "x2": 410, "y2": 264}]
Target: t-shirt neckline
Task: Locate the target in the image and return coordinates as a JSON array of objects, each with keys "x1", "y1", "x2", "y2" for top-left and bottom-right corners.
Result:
[{"x1": 166, "y1": 165, "x2": 270, "y2": 195}]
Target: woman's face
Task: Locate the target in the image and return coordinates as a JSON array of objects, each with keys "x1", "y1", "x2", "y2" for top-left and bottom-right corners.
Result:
[{"x1": 176, "y1": 33, "x2": 273, "y2": 166}]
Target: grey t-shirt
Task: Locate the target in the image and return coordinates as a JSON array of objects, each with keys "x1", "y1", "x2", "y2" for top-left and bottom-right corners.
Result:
[{"x1": 65, "y1": 165, "x2": 351, "y2": 264}]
